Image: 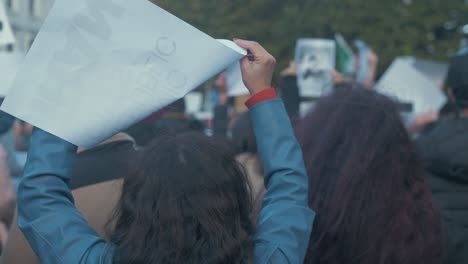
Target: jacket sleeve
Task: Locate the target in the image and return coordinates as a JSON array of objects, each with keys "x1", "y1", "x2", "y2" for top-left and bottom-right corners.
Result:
[
  {"x1": 250, "y1": 99, "x2": 315, "y2": 264},
  {"x1": 17, "y1": 128, "x2": 114, "y2": 264}
]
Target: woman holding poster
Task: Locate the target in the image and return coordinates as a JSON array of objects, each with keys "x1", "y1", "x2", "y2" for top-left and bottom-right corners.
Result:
[{"x1": 16, "y1": 41, "x2": 314, "y2": 264}]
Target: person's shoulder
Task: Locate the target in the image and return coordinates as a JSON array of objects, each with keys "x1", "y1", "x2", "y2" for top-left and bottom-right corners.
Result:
[{"x1": 418, "y1": 118, "x2": 468, "y2": 182}]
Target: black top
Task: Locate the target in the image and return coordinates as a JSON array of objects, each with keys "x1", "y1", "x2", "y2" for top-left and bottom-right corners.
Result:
[
  {"x1": 279, "y1": 76, "x2": 300, "y2": 121},
  {"x1": 416, "y1": 118, "x2": 468, "y2": 264},
  {"x1": 70, "y1": 140, "x2": 137, "y2": 190},
  {"x1": 212, "y1": 105, "x2": 228, "y2": 138}
]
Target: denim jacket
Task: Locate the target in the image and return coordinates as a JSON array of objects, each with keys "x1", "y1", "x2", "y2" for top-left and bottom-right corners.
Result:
[{"x1": 17, "y1": 98, "x2": 315, "y2": 263}]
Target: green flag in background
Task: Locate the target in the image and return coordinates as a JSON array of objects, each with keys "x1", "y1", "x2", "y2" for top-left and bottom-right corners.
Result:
[{"x1": 335, "y1": 33, "x2": 355, "y2": 77}]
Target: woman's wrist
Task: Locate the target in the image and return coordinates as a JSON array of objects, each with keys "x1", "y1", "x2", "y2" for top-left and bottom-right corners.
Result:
[{"x1": 245, "y1": 88, "x2": 277, "y2": 109}]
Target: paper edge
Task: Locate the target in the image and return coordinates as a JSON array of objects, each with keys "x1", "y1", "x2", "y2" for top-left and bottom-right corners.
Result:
[{"x1": 217, "y1": 39, "x2": 247, "y2": 56}]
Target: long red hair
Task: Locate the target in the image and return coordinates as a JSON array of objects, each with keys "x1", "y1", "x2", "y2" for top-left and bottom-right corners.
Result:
[{"x1": 297, "y1": 87, "x2": 445, "y2": 264}]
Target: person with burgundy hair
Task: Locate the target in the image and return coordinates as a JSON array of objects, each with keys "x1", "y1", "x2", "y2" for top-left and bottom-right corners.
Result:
[{"x1": 297, "y1": 86, "x2": 445, "y2": 264}]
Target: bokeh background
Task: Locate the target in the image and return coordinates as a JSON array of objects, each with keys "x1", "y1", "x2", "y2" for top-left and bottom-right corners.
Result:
[{"x1": 152, "y1": 0, "x2": 468, "y2": 75}]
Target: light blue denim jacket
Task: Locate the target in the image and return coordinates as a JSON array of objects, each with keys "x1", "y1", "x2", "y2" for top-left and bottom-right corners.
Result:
[{"x1": 17, "y1": 99, "x2": 315, "y2": 263}]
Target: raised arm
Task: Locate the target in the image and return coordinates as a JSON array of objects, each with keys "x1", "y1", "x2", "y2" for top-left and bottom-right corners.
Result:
[
  {"x1": 17, "y1": 128, "x2": 113, "y2": 264},
  {"x1": 235, "y1": 39, "x2": 315, "y2": 264}
]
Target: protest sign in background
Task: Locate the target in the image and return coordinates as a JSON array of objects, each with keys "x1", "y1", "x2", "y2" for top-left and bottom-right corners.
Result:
[
  {"x1": 335, "y1": 33, "x2": 355, "y2": 77},
  {"x1": 0, "y1": 52, "x2": 23, "y2": 96},
  {"x1": 295, "y1": 38, "x2": 335, "y2": 98},
  {"x1": 0, "y1": 0, "x2": 15, "y2": 46},
  {"x1": 376, "y1": 58, "x2": 447, "y2": 115}
]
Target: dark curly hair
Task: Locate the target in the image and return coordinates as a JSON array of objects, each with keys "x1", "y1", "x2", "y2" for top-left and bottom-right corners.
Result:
[
  {"x1": 108, "y1": 132, "x2": 254, "y2": 263},
  {"x1": 297, "y1": 87, "x2": 445, "y2": 264}
]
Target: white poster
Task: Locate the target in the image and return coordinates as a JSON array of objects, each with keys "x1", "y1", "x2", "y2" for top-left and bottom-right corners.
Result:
[
  {"x1": 0, "y1": 0, "x2": 15, "y2": 46},
  {"x1": 0, "y1": 52, "x2": 23, "y2": 96},
  {"x1": 225, "y1": 61, "x2": 249, "y2": 96},
  {"x1": 398, "y1": 56, "x2": 448, "y2": 88},
  {"x1": 295, "y1": 38, "x2": 335, "y2": 98},
  {"x1": 1, "y1": 0, "x2": 246, "y2": 147},
  {"x1": 376, "y1": 59, "x2": 447, "y2": 114},
  {"x1": 184, "y1": 92, "x2": 203, "y2": 114}
]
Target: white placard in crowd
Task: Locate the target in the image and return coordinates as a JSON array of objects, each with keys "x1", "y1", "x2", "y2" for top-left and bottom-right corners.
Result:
[
  {"x1": 225, "y1": 61, "x2": 249, "y2": 96},
  {"x1": 295, "y1": 38, "x2": 336, "y2": 98},
  {"x1": 0, "y1": 52, "x2": 23, "y2": 96},
  {"x1": 376, "y1": 58, "x2": 447, "y2": 114},
  {"x1": 398, "y1": 56, "x2": 449, "y2": 88},
  {"x1": 184, "y1": 92, "x2": 203, "y2": 114},
  {"x1": 1, "y1": 0, "x2": 246, "y2": 147},
  {"x1": 0, "y1": 0, "x2": 16, "y2": 46}
]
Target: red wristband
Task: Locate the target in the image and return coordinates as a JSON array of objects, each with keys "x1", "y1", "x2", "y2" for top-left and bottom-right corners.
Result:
[{"x1": 245, "y1": 88, "x2": 277, "y2": 109}]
